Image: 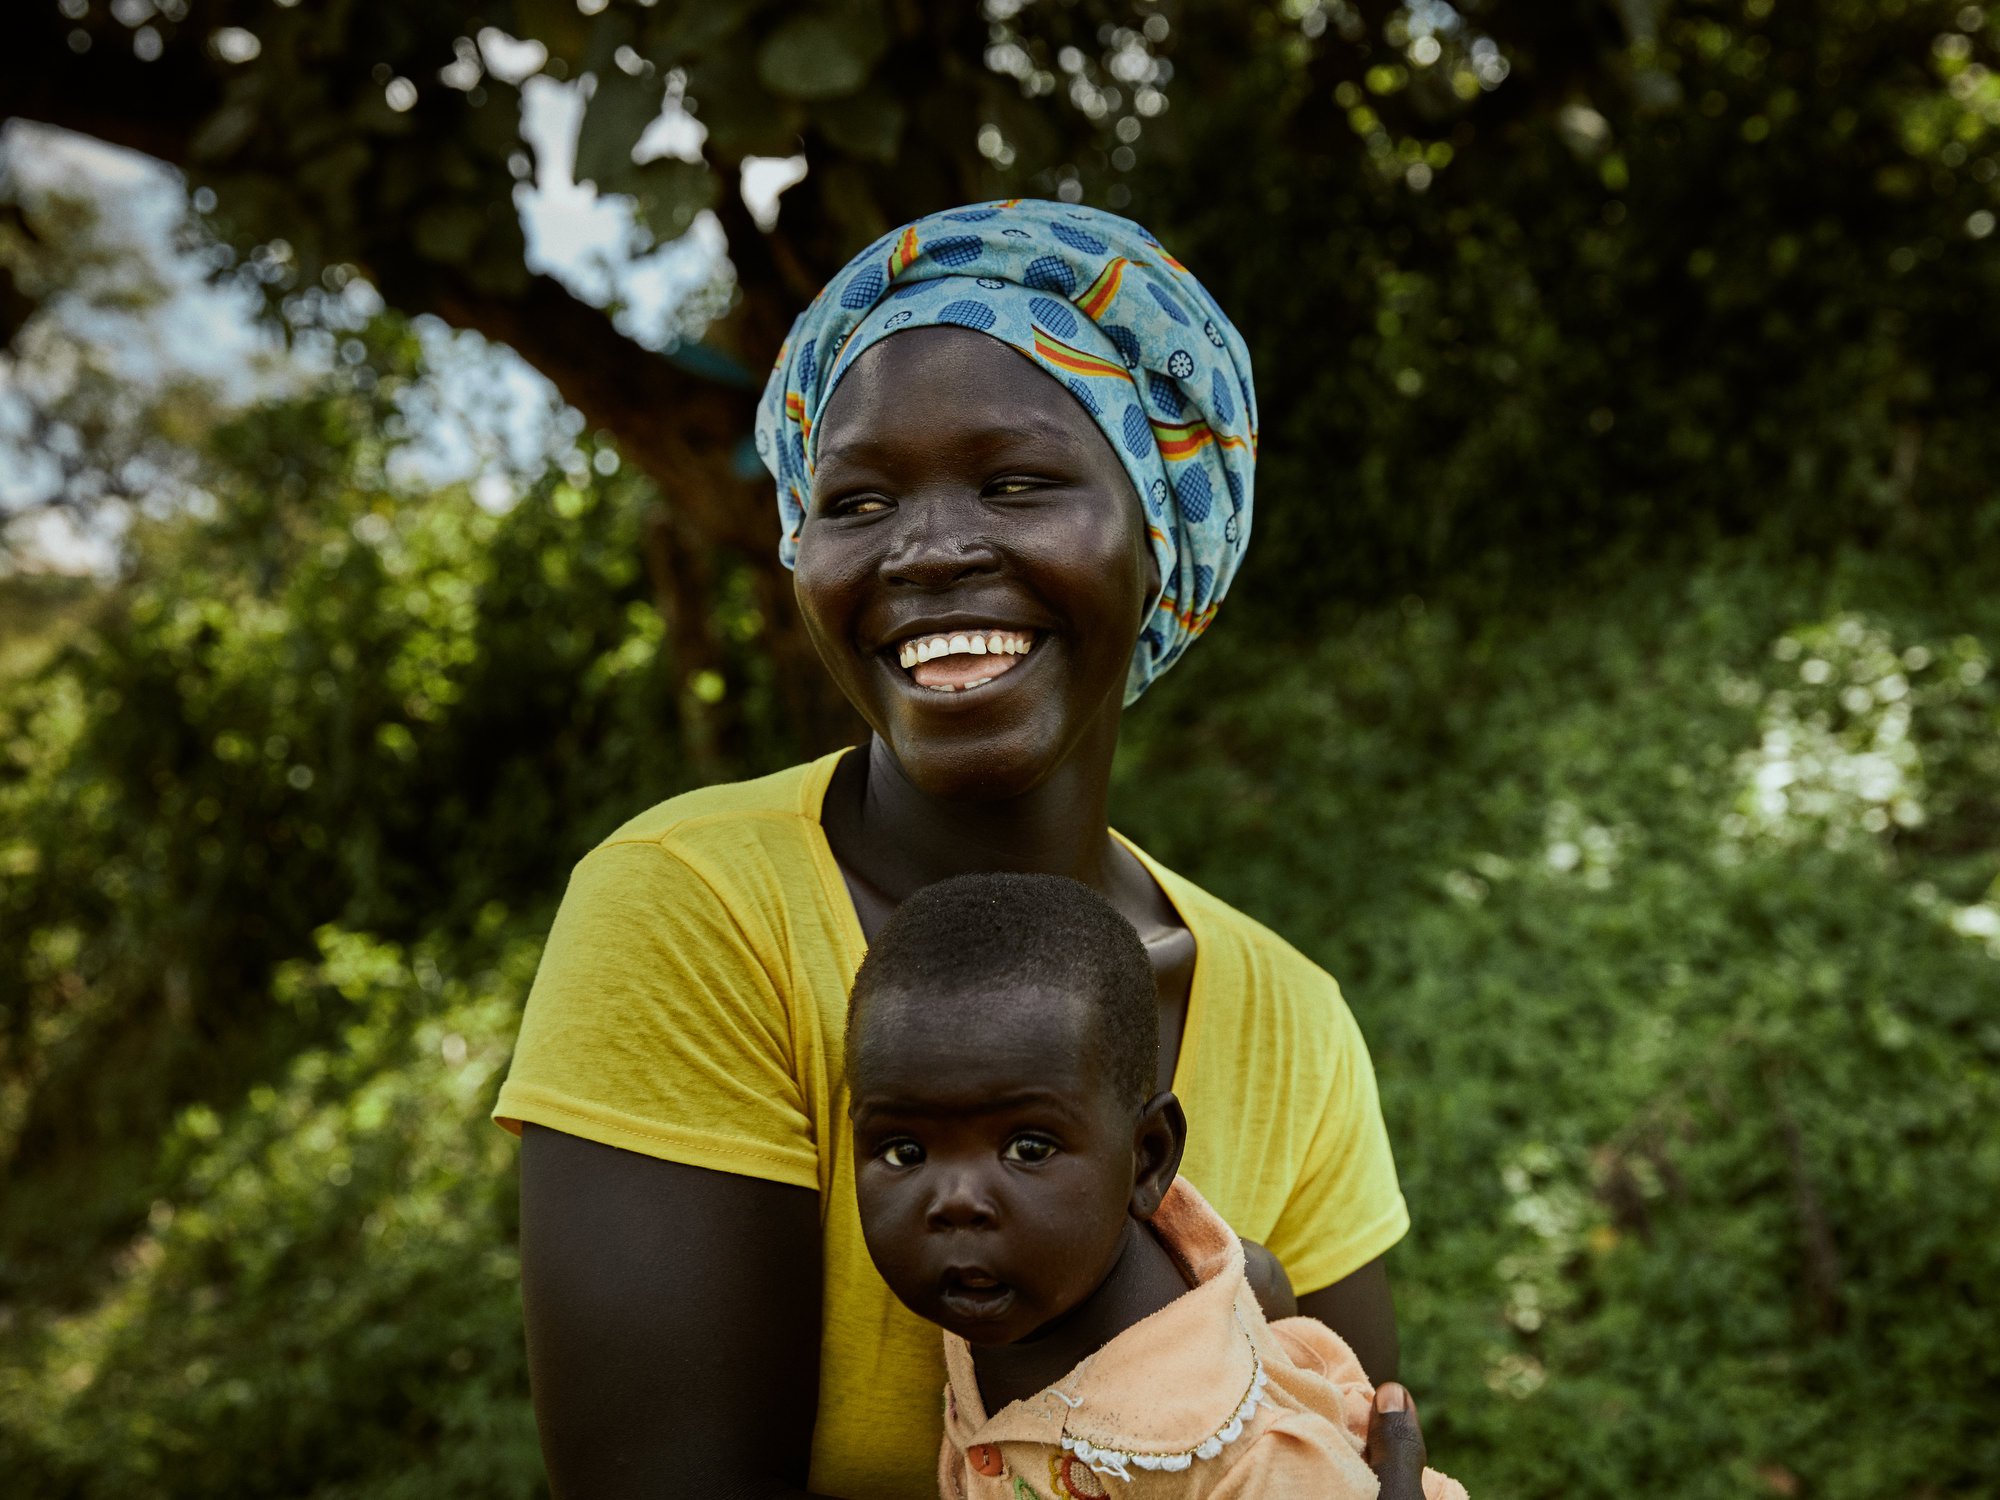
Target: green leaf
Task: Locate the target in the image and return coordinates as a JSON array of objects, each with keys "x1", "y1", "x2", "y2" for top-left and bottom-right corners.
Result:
[
  {"x1": 641, "y1": 0, "x2": 762, "y2": 69},
  {"x1": 686, "y1": 49, "x2": 805, "y2": 157},
  {"x1": 413, "y1": 201, "x2": 487, "y2": 266},
  {"x1": 756, "y1": 11, "x2": 886, "y2": 102},
  {"x1": 302, "y1": 141, "x2": 373, "y2": 224},
  {"x1": 627, "y1": 158, "x2": 720, "y2": 245},
  {"x1": 464, "y1": 91, "x2": 527, "y2": 162},
  {"x1": 510, "y1": 0, "x2": 592, "y2": 68},
  {"x1": 190, "y1": 104, "x2": 258, "y2": 163},
  {"x1": 814, "y1": 90, "x2": 905, "y2": 162},
  {"x1": 466, "y1": 224, "x2": 534, "y2": 298},
  {"x1": 574, "y1": 69, "x2": 667, "y2": 196}
]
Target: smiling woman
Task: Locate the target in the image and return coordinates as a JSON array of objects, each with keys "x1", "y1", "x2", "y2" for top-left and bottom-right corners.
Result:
[{"x1": 495, "y1": 202, "x2": 1428, "y2": 1500}]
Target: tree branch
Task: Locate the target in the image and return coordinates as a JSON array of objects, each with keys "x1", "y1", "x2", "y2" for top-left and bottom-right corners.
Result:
[{"x1": 377, "y1": 257, "x2": 774, "y2": 558}]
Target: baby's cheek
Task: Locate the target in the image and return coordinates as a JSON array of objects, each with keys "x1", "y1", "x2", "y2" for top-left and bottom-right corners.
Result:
[
  {"x1": 852, "y1": 1179, "x2": 907, "y2": 1264},
  {"x1": 1027, "y1": 1180, "x2": 1129, "y2": 1295}
]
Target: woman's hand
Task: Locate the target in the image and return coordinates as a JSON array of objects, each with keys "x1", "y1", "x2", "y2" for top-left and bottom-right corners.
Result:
[
  {"x1": 1256, "y1": 1253, "x2": 1432, "y2": 1500},
  {"x1": 1365, "y1": 1383, "x2": 1429, "y2": 1500}
]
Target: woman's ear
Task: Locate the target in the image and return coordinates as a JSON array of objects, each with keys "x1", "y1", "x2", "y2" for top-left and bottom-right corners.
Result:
[{"x1": 1128, "y1": 1090, "x2": 1187, "y2": 1221}]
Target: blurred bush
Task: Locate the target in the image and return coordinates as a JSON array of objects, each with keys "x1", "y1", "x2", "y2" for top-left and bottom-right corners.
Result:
[
  {"x1": 0, "y1": 320, "x2": 800, "y2": 1310},
  {"x1": 1117, "y1": 544, "x2": 2000, "y2": 1495},
  {"x1": 1, "y1": 924, "x2": 542, "y2": 1499}
]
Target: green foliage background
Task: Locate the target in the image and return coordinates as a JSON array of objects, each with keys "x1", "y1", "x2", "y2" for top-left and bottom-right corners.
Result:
[{"x1": 5, "y1": 1, "x2": 2000, "y2": 1496}]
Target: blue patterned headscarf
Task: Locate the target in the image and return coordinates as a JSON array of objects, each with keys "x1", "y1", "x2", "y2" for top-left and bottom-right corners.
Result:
[{"x1": 754, "y1": 199, "x2": 1257, "y2": 704}]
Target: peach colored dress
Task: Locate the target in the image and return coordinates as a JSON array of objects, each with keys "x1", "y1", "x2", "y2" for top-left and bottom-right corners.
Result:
[{"x1": 938, "y1": 1180, "x2": 1466, "y2": 1500}]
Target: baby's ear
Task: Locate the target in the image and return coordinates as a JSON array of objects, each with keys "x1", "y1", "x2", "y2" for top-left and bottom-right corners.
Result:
[{"x1": 1129, "y1": 1091, "x2": 1187, "y2": 1220}]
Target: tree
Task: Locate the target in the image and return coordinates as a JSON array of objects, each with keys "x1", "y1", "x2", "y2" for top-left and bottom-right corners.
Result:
[{"x1": 2, "y1": 0, "x2": 1166, "y2": 749}]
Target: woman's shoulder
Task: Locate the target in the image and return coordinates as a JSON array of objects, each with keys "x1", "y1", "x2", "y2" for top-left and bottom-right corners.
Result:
[
  {"x1": 551, "y1": 753, "x2": 849, "y2": 937},
  {"x1": 532, "y1": 754, "x2": 855, "y2": 997},
  {"x1": 590, "y1": 752, "x2": 842, "y2": 858}
]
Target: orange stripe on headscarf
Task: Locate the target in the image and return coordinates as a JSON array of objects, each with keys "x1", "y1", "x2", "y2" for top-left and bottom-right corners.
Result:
[
  {"x1": 1155, "y1": 597, "x2": 1221, "y2": 634},
  {"x1": 886, "y1": 226, "x2": 921, "y2": 278},
  {"x1": 1151, "y1": 418, "x2": 1249, "y2": 461},
  {"x1": 1076, "y1": 257, "x2": 1136, "y2": 319},
  {"x1": 1032, "y1": 329, "x2": 1128, "y2": 380},
  {"x1": 786, "y1": 394, "x2": 814, "y2": 450}
]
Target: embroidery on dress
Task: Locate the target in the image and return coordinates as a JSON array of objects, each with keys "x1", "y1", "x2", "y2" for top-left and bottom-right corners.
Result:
[
  {"x1": 1055, "y1": 1313, "x2": 1270, "y2": 1476},
  {"x1": 1049, "y1": 1454, "x2": 1111, "y2": 1498}
]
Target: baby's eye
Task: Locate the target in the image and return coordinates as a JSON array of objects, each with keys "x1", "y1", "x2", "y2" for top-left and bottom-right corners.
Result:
[
  {"x1": 880, "y1": 1140, "x2": 924, "y2": 1169},
  {"x1": 1003, "y1": 1135, "x2": 1058, "y2": 1165}
]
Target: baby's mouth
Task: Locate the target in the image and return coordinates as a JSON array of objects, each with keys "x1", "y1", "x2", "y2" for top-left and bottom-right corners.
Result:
[
  {"x1": 894, "y1": 629, "x2": 1038, "y2": 694},
  {"x1": 938, "y1": 1267, "x2": 1017, "y2": 1321}
]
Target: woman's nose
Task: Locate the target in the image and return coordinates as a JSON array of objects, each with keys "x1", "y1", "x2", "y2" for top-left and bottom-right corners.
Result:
[
  {"x1": 924, "y1": 1165, "x2": 999, "y2": 1231},
  {"x1": 882, "y1": 493, "x2": 1000, "y2": 589}
]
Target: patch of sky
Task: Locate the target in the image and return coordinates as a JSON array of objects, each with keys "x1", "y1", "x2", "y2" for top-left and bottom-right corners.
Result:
[
  {"x1": 4, "y1": 62, "x2": 759, "y2": 568},
  {"x1": 514, "y1": 74, "x2": 731, "y2": 352},
  {"x1": 0, "y1": 123, "x2": 299, "y2": 569}
]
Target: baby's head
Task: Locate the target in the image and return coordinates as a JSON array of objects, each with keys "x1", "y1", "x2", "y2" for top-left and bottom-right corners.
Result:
[{"x1": 847, "y1": 872, "x2": 1185, "y2": 1346}]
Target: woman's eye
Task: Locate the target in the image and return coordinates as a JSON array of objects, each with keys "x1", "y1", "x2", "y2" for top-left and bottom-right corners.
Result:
[
  {"x1": 1003, "y1": 1135, "x2": 1058, "y2": 1165},
  {"x1": 880, "y1": 1141, "x2": 924, "y2": 1168},
  {"x1": 987, "y1": 477, "x2": 1043, "y2": 496},
  {"x1": 833, "y1": 495, "x2": 889, "y2": 516}
]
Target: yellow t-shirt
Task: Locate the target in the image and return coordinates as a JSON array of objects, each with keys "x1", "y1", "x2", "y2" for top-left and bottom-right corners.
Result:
[{"x1": 494, "y1": 751, "x2": 1409, "y2": 1500}]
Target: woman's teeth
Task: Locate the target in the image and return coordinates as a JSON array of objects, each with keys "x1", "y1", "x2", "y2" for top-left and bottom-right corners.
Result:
[
  {"x1": 895, "y1": 630, "x2": 1037, "y2": 693},
  {"x1": 896, "y1": 630, "x2": 1035, "y2": 670}
]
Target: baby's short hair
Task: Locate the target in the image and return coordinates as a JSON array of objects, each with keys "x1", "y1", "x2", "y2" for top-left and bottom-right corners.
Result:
[{"x1": 847, "y1": 872, "x2": 1160, "y2": 1109}]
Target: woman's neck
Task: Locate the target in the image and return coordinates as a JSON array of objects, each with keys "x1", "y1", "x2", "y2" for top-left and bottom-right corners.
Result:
[
  {"x1": 827, "y1": 722, "x2": 1125, "y2": 909},
  {"x1": 968, "y1": 1217, "x2": 1193, "y2": 1415}
]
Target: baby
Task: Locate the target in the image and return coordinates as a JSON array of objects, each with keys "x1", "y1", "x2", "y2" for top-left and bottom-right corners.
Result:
[{"x1": 846, "y1": 871, "x2": 1466, "y2": 1499}]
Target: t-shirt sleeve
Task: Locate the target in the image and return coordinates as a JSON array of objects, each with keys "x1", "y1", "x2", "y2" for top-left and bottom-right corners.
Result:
[
  {"x1": 1263, "y1": 991, "x2": 1410, "y2": 1295},
  {"x1": 492, "y1": 838, "x2": 819, "y2": 1190}
]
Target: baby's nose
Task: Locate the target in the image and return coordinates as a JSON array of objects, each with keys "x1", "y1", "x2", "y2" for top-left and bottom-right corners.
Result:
[{"x1": 924, "y1": 1165, "x2": 998, "y2": 1230}]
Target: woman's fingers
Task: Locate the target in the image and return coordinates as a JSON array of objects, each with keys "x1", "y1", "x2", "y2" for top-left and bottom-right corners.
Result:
[{"x1": 1365, "y1": 1383, "x2": 1428, "y2": 1500}]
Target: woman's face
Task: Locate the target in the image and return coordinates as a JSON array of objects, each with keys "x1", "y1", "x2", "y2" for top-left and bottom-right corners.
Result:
[{"x1": 795, "y1": 326, "x2": 1154, "y2": 801}]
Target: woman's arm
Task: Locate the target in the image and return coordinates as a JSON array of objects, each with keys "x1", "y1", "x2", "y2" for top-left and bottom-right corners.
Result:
[{"x1": 519, "y1": 1125, "x2": 831, "y2": 1500}]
